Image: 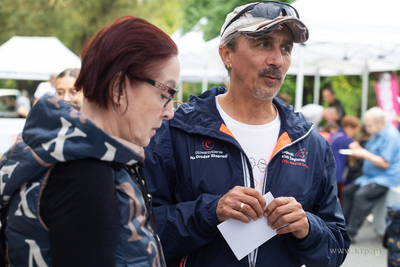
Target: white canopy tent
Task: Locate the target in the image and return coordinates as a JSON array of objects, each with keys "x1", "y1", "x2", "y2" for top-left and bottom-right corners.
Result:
[
  {"x1": 172, "y1": 21, "x2": 229, "y2": 102},
  {"x1": 175, "y1": 0, "x2": 400, "y2": 116},
  {"x1": 0, "y1": 36, "x2": 81, "y2": 81},
  {"x1": 290, "y1": 0, "x2": 400, "y2": 115}
]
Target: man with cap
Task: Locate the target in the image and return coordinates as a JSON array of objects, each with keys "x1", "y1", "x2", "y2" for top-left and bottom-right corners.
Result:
[{"x1": 145, "y1": 1, "x2": 350, "y2": 267}]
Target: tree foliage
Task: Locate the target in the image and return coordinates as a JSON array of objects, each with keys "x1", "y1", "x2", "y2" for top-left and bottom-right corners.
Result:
[{"x1": 0, "y1": 0, "x2": 183, "y2": 55}]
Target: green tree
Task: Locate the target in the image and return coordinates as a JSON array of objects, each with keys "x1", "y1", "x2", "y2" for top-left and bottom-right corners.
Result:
[{"x1": 0, "y1": 0, "x2": 183, "y2": 55}]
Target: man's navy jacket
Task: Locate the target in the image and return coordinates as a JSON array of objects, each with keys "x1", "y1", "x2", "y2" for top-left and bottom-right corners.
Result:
[{"x1": 144, "y1": 87, "x2": 350, "y2": 267}]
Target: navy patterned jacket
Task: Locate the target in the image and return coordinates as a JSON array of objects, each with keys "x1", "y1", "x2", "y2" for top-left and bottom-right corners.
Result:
[{"x1": 0, "y1": 95, "x2": 164, "y2": 267}]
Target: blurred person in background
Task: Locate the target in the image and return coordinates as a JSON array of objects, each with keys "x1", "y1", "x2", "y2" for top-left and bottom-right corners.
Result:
[
  {"x1": 300, "y1": 105, "x2": 340, "y2": 141},
  {"x1": 300, "y1": 104, "x2": 340, "y2": 128},
  {"x1": 343, "y1": 107, "x2": 400, "y2": 240},
  {"x1": 55, "y1": 68, "x2": 83, "y2": 106},
  {"x1": 15, "y1": 89, "x2": 31, "y2": 118},
  {"x1": 33, "y1": 74, "x2": 57, "y2": 105},
  {"x1": 322, "y1": 87, "x2": 346, "y2": 125},
  {"x1": 329, "y1": 115, "x2": 361, "y2": 202},
  {"x1": 346, "y1": 124, "x2": 370, "y2": 183},
  {"x1": 0, "y1": 15, "x2": 179, "y2": 267}
]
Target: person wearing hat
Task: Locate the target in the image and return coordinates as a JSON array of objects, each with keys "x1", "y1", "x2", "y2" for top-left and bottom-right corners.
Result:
[{"x1": 144, "y1": 1, "x2": 350, "y2": 266}]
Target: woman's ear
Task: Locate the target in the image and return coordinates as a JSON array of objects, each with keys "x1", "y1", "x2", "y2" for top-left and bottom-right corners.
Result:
[{"x1": 111, "y1": 72, "x2": 125, "y2": 107}]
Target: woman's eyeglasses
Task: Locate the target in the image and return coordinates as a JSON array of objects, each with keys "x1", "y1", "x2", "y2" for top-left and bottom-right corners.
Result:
[{"x1": 139, "y1": 77, "x2": 178, "y2": 107}]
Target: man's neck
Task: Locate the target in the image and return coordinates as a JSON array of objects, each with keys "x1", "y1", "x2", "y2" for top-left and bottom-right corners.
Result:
[{"x1": 218, "y1": 89, "x2": 277, "y2": 125}]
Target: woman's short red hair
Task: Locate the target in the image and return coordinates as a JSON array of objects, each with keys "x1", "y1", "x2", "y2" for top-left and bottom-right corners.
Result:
[{"x1": 75, "y1": 16, "x2": 178, "y2": 109}]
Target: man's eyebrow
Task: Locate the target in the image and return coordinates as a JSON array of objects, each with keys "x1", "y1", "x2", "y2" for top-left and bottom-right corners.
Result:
[
  {"x1": 249, "y1": 36, "x2": 274, "y2": 42},
  {"x1": 283, "y1": 39, "x2": 294, "y2": 47},
  {"x1": 249, "y1": 36, "x2": 293, "y2": 46}
]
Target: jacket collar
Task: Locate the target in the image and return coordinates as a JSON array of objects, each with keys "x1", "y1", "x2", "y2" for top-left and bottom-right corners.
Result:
[{"x1": 171, "y1": 86, "x2": 312, "y2": 143}]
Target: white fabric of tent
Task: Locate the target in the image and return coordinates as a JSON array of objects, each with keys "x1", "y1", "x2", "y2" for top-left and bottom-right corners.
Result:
[
  {"x1": 0, "y1": 36, "x2": 81, "y2": 81},
  {"x1": 172, "y1": 29, "x2": 228, "y2": 85},
  {"x1": 290, "y1": 0, "x2": 400, "y2": 114},
  {"x1": 172, "y1": 21, "x2": 229, "y2": 103}
]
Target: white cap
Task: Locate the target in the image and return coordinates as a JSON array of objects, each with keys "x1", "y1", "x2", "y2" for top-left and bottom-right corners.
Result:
[{"x1": 220, "y1": 2, "x2": 309, "y2": 43}]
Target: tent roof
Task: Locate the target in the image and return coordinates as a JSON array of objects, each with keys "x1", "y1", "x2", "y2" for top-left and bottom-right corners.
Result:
[
  {"x1": 0, "y1": 36, "x2": 81, "y2": 81},
  {"x1": 287, "y1": 0, "x2": 400, "y2": 76},
  {"x1": 172, "y1": 21, "x2": 229, "y2": 84}
]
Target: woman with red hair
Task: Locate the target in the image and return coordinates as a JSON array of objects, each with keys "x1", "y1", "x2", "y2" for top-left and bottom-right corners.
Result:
[{"x1": 0, "y1": 16, "x2": 179, "y2": 267}]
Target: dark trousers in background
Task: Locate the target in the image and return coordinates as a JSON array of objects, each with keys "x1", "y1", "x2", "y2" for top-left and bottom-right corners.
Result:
[{"x1": 342, "y1": 182, "x2": 388, "y2": 237}]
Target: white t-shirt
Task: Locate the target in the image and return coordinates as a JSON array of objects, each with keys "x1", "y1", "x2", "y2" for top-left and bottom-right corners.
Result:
[
  {"x1": 216, "y1": 96, "x2": 281, "y2": 193},
  {"x1": 34, "y1": 82, "x2": 56, "y2": 99}
]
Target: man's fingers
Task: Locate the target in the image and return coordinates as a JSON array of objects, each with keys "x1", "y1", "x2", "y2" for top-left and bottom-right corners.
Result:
[
  {"x1": 264, "y1": 197, "x2": 293, "y2": 217},
  {"x1": 240, "y1": 195, "x2": 265, "y2": 219},
  {"x1": 263, "y1": 196, "x2": 310, "y2": 239},
  {"x1": 270, "y1": 210, "x2": 304, "y2": 230},
  {"x1": 217, "y1": 186, "x2": 266, "y2": 222}
]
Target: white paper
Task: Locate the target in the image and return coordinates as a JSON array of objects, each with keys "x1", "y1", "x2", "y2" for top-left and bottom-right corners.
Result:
[
  {"x1": 217, "y1": 192, "x2": 276, "y2": 261},
  {"x1": 338, "y1": 149, "x2": 353, "y2": 155}
]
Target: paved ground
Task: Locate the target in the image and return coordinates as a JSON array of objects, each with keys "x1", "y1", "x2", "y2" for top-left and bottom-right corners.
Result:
[{"x1": 341, "y1": 219, "x2": 387, "y2": 267}]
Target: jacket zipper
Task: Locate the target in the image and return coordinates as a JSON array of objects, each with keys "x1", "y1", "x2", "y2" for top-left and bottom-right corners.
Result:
[
  {"x1": 179, "y1": 255, "x2": 189, "y2": 267},
  {"x1": 241, "y1": 152, "x2": 258, "y2": 267},
  {"x1": 243, "y1": 126, "x2": 314, "y2": 267}
]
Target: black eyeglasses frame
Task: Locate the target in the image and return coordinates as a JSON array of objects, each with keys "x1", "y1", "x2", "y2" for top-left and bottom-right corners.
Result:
[{"x1": 135, "y1": 77, "x2": 178, "y2": 107}]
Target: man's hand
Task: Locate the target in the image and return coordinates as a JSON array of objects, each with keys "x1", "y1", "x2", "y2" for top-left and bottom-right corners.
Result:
[
  {"x1": 264, "y1": 197, "x2": 309, "y2": 240},
  {"x1": 349, "y1": 141, "x2": 368, "y2": 158},
  {"x1": 350, "y1": 141, "x2": 390, "y2": 169},
  {"x1": 217, "y1": 186, "x2": 266, "y2": 223}
]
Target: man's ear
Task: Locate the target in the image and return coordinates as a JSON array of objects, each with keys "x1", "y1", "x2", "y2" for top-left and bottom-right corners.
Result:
[{"x1": 219, "y1": 45, "x2": 233, "y2": 69}]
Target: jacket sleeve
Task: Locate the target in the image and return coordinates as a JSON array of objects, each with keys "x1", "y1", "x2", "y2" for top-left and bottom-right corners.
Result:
[
  {"x1": 285, "y1": 141, "x2": 351, "y2": 267},
  {"x1": 144, "y1": 125, "x2": 221, "y2": 260}
]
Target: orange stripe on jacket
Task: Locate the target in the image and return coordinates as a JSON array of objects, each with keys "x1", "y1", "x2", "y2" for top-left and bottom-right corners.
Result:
[
  {"x1": 270, "y1": 132, "x2": 292, "y2": 160},
  {"x1": 219, "y1": 123, "x2": 235, "y2": 138},
  {"x1": 220, "y1": 123, "x2": 291, "y2": 161}
]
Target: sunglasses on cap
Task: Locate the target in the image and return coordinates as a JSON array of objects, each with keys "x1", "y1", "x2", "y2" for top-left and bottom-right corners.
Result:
[{"x1": 221, "y1": 1, "x2": 300, "y2": 37}]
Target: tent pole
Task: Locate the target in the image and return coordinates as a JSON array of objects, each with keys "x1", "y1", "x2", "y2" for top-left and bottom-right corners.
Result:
[
  {"x1": 178, "y1": 80, "x2": 183, "y2": 103},
  {"x1": 361, "y1": 67, "x2": 369, "y2": 119},
  {"x1": 295, "y1": 43, "x2": 305, "y2": 110},
  {"x1": 313, "y1": 69, "x2": 320, "y2": 104},
  {"x1": 202, "y1": 66, "x2": 208, "y2": 93}
]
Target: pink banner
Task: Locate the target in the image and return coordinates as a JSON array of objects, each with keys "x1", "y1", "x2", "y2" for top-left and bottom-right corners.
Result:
[{"x1": 374, "y1": 72, "x2": 399, "y2": 127}]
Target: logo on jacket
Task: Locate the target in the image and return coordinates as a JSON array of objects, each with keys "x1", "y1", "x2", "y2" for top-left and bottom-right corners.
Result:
[
  {"x1": 191, "y1": 139, "x2": 228, "y2": 160},
  {"x1": 281, "y1": 148, "x2": 309, "y2": 169},
  {"x1": 295, "y1": 148, "x2": 308, "y2": 159},
  {"x1": 202, "y1": 139, "x2": 215, "y2": 150}
]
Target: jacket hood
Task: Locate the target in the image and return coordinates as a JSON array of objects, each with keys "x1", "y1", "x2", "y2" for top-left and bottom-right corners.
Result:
[
  {"x1": 171, "y1": 86, "x2": 312, "y2": 142},
  {"x1": 0, "y1": 94, "x2": 143, "y2": 206}
]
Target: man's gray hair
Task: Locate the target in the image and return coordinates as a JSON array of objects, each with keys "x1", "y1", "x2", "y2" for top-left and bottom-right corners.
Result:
[
  {"x1": 220, "y1": 31, "x2": 242, "y2": 52},
  {"x1": 219, "y1": 32, "x2": 242, "y2": 74},
  {"x1": 364, "y1": 107, "x2": 387, "y2": 124}
]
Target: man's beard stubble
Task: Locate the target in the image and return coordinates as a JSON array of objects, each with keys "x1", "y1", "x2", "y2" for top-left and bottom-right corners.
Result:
[{"x1": 253, "y1": 67, "x2": 283, "y2": 100}]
